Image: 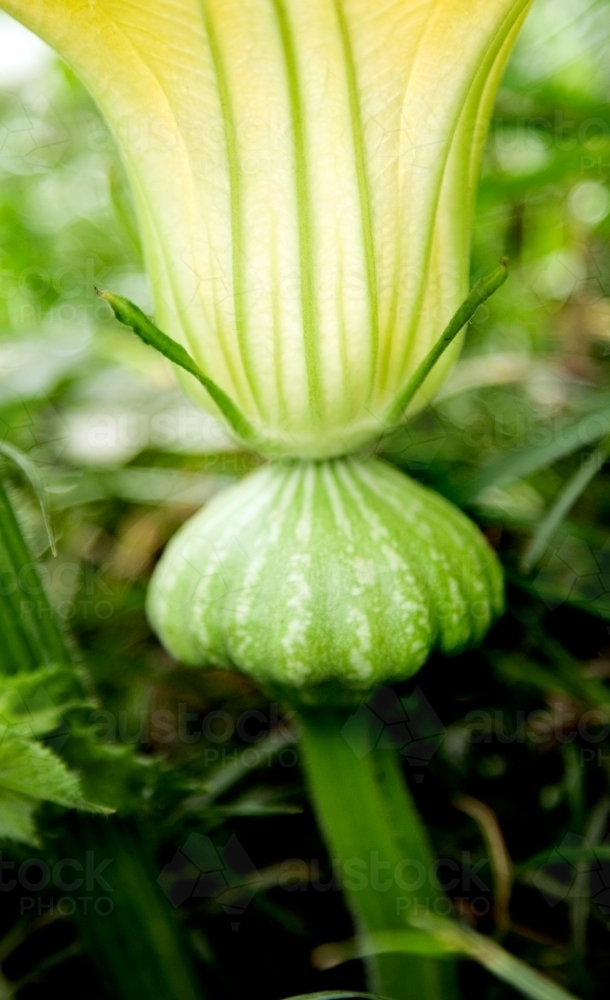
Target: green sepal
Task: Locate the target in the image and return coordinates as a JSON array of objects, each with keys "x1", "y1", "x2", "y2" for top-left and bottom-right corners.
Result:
[
  {"x1": 386, "y1": 259, "x2": 509, "y2": 425},
  {"x1": 96, "y1": 288, "x2": 259, "y2": 448}
]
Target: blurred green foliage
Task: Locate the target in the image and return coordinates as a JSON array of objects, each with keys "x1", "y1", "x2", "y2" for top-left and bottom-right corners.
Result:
[{"x1": 2, "y1": 2, "x2": 610, "y2": 999}]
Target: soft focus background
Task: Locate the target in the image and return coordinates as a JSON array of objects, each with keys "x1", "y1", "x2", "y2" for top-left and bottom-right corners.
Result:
[{"x1": 2, "y1": 1, "x2": 610, "y2": 997}]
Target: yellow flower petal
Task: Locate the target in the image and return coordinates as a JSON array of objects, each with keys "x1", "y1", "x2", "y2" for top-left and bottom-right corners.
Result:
[{"x1": 3, "y1": 0, "x2": 532, "y2": 456}]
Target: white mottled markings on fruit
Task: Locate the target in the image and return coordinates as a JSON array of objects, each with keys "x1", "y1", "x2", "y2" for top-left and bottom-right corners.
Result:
[
  {"x1": 232, "y1": 465, "x2": 299, "y2": 637},
  {"x1": 322, "y1": 460, "x2": 353, "y2": 542},
  {"x1": 351, "y1": 556, "x2": 375, "y2": 594},
  {"x1": 295, "y1": 462, "x2": 315, "y2": 546},
  {"x1": 280, "y1": 464, "x2": 315, "y2": 678},
  {"x1": 335, "y1": 458, "x2": 389, "y2": 543},
  {"x1": 190, "y1": 472, "x2": 276, "y2": 658},
  {"x1": 148, "y1": 457, "x2": 503, "y2": 691},
  {"x1": 282, "y1": 552, "x2": 313, "y2": 681},
  {"x1": 346, "y1": 607, "x2": 373, "y2": 681}
]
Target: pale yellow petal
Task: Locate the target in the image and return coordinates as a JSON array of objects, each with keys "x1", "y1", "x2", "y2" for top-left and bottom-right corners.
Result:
[{"x1": 1, "y1": 0, "x2": 533, "y2": 457}]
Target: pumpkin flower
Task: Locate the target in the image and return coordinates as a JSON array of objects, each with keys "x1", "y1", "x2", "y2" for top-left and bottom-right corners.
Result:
[
  {"x1": 3, "y1": 0, "x2": 530, "y2": 459},
  {"x1": 3, "y1": 1, "x2": 533, "y2": 700}
]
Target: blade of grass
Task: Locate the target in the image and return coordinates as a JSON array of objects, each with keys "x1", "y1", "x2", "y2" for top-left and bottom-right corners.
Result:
[
  {"x1": 281, "y1": 994, "x2": 391, "y2": 1000},
  {"x1": 323, "y1": 919, "x2": 583, "y2": 1000},
  {"x1": 0, "y1": 441, "x2": 55, "y2": 556},
  {"x1": 0, "y1": 480, "x2": 67, "y2": 669},
  {"x1": 176, "y1": 724, "x2": 297, "y2": 818},
  {"x1": 433, "y1": 920, "x2": 580, "y2": 1000},
  {"x1": 521, "y1": 436, "x2": 610, "y2": 573},
  {"x1": 454, "y1": 795, "x2": 513, "y2": 934},
  {"x1": 313, "y1": 931, "x2": 451, "y2": 968},
  {"x1": 505, "y1": 567, "x2": 610, "y2": 622},
  {"x1": 492, "y1": 653, "x2": 610, "y2": 715},
  {"x1": 515, "y1": 843, "x2": 610, "y2": 878},
  {"x1": 571, "y1": 795, "x2": 610, "y2": 954},
  {"x1": 457, "y1": 402, "x2": 610, "y2": 504}
]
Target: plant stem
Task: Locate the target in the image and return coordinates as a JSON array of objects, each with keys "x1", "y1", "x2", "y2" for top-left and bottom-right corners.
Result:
[
  {"x1": 297, "y1": 707, "x2": 456, "y2": 1000},
  {"x1": 61, "y1": 815, "x2": 203, "y2": 1000}
]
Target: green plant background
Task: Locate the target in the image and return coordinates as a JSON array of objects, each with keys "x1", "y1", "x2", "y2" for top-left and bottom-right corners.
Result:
[{"x1": 1, "y1": 0, "x2": 610, "y2": 997}]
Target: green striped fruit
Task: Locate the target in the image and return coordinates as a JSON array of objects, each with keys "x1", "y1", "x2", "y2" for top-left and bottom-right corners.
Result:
[{"x1": 147, "y1": 458, "x2": 502, "y2": 705}]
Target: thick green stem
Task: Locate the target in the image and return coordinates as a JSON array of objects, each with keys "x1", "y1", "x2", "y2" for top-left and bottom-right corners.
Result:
[
  {"x1": 298, "y1": 708, "x2": 456, "y2": 1000},
  {"x1": 61, "y1": 815, "x2": 203, "y2": 1000}
]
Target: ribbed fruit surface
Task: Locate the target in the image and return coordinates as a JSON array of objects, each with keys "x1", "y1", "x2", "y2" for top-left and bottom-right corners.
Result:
[{"x1": 147, "y1": 457, "x2": 502, "y2": 701}]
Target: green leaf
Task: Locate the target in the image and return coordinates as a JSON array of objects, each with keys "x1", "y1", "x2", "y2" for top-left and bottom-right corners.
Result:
[
  {"x1": 0, "y1": 664, "x2": 88, "y2": 738},
  {"x1": 60, "y1": 728, "x2": 160, "y2": 814},
  {"x1": 0, "y1": 788, "x2": 40, "y2": 845},
  {"x1": 0, "y1": 727, "x2": 83, "y2": 804},
  {"x1": 0, "y1": 726, "x2": 110, "y2": 844}
]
